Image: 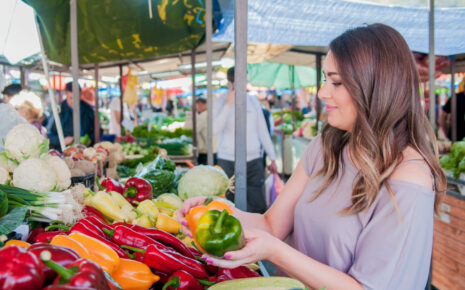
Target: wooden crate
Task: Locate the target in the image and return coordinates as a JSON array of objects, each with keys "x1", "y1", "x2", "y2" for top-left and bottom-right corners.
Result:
[{"x1": 433, "y1": 191, "x2": 465, "y2": 289}]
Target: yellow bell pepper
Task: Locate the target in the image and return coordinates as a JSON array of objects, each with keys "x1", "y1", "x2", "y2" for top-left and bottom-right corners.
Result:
[
  {"x1": 3, "y1": 240, "x2": 30, "y2": 248},
  {"x1": 134, "y1": 214, "x2": 154, "y2": 228},
  {"x1": 158, "y1": 207, "x2": 176, "y2": 217},
  {"x1": 137, "y1": 200, "x2": 159, "y2": 220},
  {"x1": 153, "y1": 201, "x2": 177, "y2": 210},
  {"x1": 50, "y1": 234, "x2": 90, "y2": 259},
  {"x1": 112, "y1": 258, "x2": 159, "y2": 290},
  {"x1": 68, "y1": 232, "x2": 120, "y2": 274},
  {"x1": 109, "y1": 191, "x2": 133, "y2": 209},
  {"x1": 156, "y1": 213, "x2": 181, "y2": 233},
  {"x1": 88, "y1": 191, "x2": 127, "y2": 222}
]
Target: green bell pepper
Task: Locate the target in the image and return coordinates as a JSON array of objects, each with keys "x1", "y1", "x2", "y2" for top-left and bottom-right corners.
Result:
[{"x1": 195, "y1": 209, "x2": 245, "y2": 257}]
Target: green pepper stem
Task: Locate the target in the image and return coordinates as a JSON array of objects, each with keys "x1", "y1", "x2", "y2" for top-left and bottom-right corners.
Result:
[
  {"x1": 96, "y1": 176, "x2": 105, "y2": 191},
  {"x1": 120, "y1": 245, "x2": 146, "y2": 254},
  {"x1": 45, "y1": 224, "x2": 70, "y2": 232},
  {"x1": 40, "y1": 250, "x2": 74, "y2": 282},
  {"x1": 124, "y1": 187, "x2": 137, "y2": 198},
  {"x1": 198, "y1": 278, "x2": 217, "y2": 286},
  {"x1": 214, "y1": 209, "x2": 228, "y2": 234},
  {"x1": 203, "y1": 197, "x2": 213, "y2": 206},
  {"x1": 132, "y1": 208, "x2": 143, "y2": 218},
  {"x1": 161, "y1": 276, "x2": 180, "y2": 290},
  {"x1": 50, "y1": 220, "x2": 66, "y2": 225},
  {"x1": 102, "y1": 228, "x2": 114, "y2": 239}
]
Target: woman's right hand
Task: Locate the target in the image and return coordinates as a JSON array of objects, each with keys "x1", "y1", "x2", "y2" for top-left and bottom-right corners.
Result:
[{"x1": 176, "y1": 196, "x2": 208, "y2": 236}]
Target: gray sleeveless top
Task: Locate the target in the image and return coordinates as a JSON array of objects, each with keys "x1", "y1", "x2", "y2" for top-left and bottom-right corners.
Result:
[{"x1": 291, "y1": 135, "x2": 435, "y2": 290}]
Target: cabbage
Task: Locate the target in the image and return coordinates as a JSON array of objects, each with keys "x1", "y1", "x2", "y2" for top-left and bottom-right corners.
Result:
[{"x1": 177, "y1": 165, "x2": 229, "y2": 200}]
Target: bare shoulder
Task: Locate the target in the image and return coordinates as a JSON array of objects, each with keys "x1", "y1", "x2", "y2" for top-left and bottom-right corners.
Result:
[{"x1": 389, "y1": 147, "x2": 433, "y2": 190}]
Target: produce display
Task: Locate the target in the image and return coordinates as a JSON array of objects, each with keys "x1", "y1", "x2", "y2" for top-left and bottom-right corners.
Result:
[
  {"x1": 440, "y1": 140, "x2": 465, "y2": 178},
  {"x1": 0, "y1": 123, "x2": 308, "y2": 289},
  {"x1": 272, "y1": 109, "x2": 318, "y2": 139}
]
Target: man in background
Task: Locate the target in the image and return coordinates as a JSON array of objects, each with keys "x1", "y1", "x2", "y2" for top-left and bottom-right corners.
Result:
[{"x1": 1, "y1": 83, "x2": 22, "y2": 103}]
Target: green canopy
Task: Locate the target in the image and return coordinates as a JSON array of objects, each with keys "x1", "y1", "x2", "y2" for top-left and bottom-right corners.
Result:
[
  {"x1": 24, "y1": 0, "x2": 219, "y2": 65},
  {"x1": 247, "y1": 62, "x2": 316, "y2": 89}
]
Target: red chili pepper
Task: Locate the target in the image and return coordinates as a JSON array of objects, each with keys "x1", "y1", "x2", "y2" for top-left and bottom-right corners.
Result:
[
  {"x1": 27, "y1": 227, "x2": 46, "y2": 243},
  {"x1": 103, "y1": 225, "x2": 160, "y2": 249},
  {"x1": 216, "y1": 266, "x2": 260, "y2": 282},
  {"x1": 40, "y1": 253, "x2": 110, "y2": 290},
  {"x1": 83, "y1": 216, "x2": 113, "y2": 231},
  {"x1": 122, "y1": 244, "x2": 208, "y2": 279},
  {"x1": 97, "y1": 178, "x2": 124, "y2": 195},
  {"x1": 28, "y1": 243, "x2": 80, "y2": 284},
  {"x1": 0, "y1": 246, "x2": 44, "y2": 290},
  {"x1": 67, "y1": 223, "x2": 128, "y2": 259},
  {"x1": 35, "y1": 230, "x2": 67, "y2": 243},
  {"x1": 123, "y1": 177, "x2": 153, "y2": 206},
  {"x1": 162, "y1": 270, "x2": 203, "y2": 290},
  {"x1": 81, "y1": 206, "x2": 106, "y2": 221},
  {"x1": 152, "y1": 269, "x2": 171, "y2": 284},
  {"x1": 111, "y1": 223, "x2": 195, "y2": 259}
]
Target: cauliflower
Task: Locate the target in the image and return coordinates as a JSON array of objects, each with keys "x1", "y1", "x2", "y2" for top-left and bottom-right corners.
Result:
[
  {"x1": 13, "y1": 158, "x2": 57, "y2": 192},
  {"x1": 5, "y1": 124, "x2": 49, "y2": 163},
  {"x1": 42, "y1": 155, "x2": 72, "y2": 191},
  {"x1": 0, "y1": 167, "x2": 10, "y2": 184}
]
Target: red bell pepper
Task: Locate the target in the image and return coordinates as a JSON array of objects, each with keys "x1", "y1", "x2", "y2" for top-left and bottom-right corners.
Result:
[
  {"x1": 162, "y1": 270, "x2": 203, "y2": 290},
  {"x1": 0, "y1": 246, "x2": 44, "y2": 290},
  {"x1": 81, "y1": 206, "x2": 106, "y2": 221},
  {"x1": 40, "y1": 251, "x2": 110, "y2": 290},
  {"x1": 123, "y1": 177, "x2": 152, "y2": 205},
  {"x1": 27, "y1": 227, "x2": 46, "y2": 243},
  {"x1": 28, "y1": 243, "x2": 80, "y2": 284},
  {"x1": 35, "y1": 230, "x2": 67, "y2": 243},
  {"x1": 111, "y1": 223, "x2": 195, "y2": 259},
  {"x1": 97, "y1": 178, "x2": 124, "y2": 195},
  {"x1": 216, "y1": 266, "x2": 260, "y2": 282},
  {"x1": 122, "y1": 244, "x2": 208, "y2": 279}
]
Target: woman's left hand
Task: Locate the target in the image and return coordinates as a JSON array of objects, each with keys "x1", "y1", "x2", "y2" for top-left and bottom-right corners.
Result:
[{"x1": 202, "y1": 229, "x2": 280, "y2": 269}]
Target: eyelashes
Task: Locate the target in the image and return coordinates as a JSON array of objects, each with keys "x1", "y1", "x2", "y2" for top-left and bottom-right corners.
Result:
[{"x1": 323, "y1": 78, "x2": 342, "y2": 87}]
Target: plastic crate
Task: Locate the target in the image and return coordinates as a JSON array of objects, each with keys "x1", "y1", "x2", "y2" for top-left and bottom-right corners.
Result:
[{"x1": 71, "y1": 173, "x2": 95, "y2": 190}]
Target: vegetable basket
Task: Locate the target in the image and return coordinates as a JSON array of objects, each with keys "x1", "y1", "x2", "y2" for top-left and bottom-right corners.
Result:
[{"x1": 71, "y1": 173, "x2": 95, "y2": 191}]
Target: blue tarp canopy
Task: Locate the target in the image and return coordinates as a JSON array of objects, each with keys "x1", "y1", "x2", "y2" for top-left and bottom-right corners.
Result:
[{"x1": 214, "y1": 0, "x2": 465, "y2": 56}]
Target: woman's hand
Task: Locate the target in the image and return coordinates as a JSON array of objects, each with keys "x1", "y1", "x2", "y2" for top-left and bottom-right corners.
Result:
[
  {"x1": 176, "y1": 196, "x2": 208, "y2": 236},
  {"x1": 201, "y1": 229, "x2": 280, "y2": 269},
  {"x1": 268, "y1": 160, "x2": 278, "y2": 174}
]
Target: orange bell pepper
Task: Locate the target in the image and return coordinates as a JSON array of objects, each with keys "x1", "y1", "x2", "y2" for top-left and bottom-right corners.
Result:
[
  {"x1": 112, "y1": 258, "x2": 159, "y2": 290},
  {"x1": 3, "y1": 240, "x2": 30, "y2": 248},
  {"x1": 185, "y1": 198, "x2": 234, "y2": 252},
  {"x1": 68, "y1": 232, "x2": 120, "y2": 274},
  {"x1": 50, "y1": 234, "x2": 90, "y2": 259}
]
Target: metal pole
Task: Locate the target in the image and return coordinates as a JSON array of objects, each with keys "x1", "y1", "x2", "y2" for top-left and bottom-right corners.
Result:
[
  {"x1": 206, "y1": 0, "x2": 214, "y2": 165},
  {"x1": 34, "y1": 13, "x2": 65, "y2": 151},
  {"x1": 119, "y1": 65, "x2": 123, "y2": 136},
  {"x1": 291, "y1": 65, "x2": 296, "y2": 133},
  {"x1": 20, "y1": 66, "x2": 27, "y2": 89},
  {"x1": 451, "y1": 56, "x2": 457, "y2": 142},
  {"x1": 191, "y1": 50, "x2": 198, "y2": 159},
  {"x1": 280, "y1": 90, "x2": 285, "y2": 179},
  {"x1": 70, "y1": 0, "x2": 81, "y2": 144},
  {"x1": 315, "y1": 54, "x2": 322, "y2": 132},
  {"x1": 94, "y1": 64, "x2": 100, "y2": 143},
  {"x1": 428, "y1": 0, "x2": 436, "y2": 132},
  {"x1": 234, "y1": 0, "x2": 247, "y2": 211}
]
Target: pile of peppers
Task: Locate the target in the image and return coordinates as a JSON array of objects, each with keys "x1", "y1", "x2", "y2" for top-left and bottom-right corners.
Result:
[{"x1": 1, "y1": 196, "x2": 257, "y2": 289}]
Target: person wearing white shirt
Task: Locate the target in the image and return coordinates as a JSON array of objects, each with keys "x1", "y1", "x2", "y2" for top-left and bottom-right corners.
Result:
[{"x1": 213, "y1": 67, "x2": 277, "y2": 213}]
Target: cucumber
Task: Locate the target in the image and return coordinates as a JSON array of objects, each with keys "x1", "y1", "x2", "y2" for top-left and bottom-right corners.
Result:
[{"x1": 208, "y1": 277, "x2": 307, "y2": 290}]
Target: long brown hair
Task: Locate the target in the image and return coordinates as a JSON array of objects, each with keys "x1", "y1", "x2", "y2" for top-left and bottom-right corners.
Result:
[{"x1": 313, "y1": 23, "x2": 445, "y2": 214}]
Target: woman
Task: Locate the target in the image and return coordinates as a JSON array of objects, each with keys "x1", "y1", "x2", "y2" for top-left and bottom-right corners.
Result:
[
  {"x1": 11, "y1": 91, "x2": 47, "y2": 137},
  {"x1": 178, "y1": 23, "x2": 445, "y2": 289}
]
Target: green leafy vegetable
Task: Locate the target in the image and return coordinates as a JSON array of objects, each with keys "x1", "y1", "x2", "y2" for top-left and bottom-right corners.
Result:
[
  {"x1": 0, "y1": 206, "x2": 28, "y2": 235},
  {"x1": 0, "y1": 190, "x2": 8, "y2": 217}
]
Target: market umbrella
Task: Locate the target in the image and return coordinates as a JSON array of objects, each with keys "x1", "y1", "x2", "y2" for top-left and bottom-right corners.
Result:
[
  {"x1": 0, "y1": 0, "x2": 40, "y2": 64},
  {"x1": 246, "y1": 62, "x2": 316, "y2": 90},
  {"x1": 23, "y1": 0, "x2": 222, "y2": 65}
]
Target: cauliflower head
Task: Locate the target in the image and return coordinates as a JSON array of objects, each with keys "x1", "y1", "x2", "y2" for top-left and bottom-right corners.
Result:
[
  {"x1": 5, "y1": 124, "x2": 49, "y2": 162},
  {"x1": 0, "y1": 152, "x2": 18, "y2": 172},
  {"x1": 42, "y1": 155, "x2": 72, "y2": 191},
  {"x1": 0, "y1": 167, "x2": 10, "y2": 185},
  {"x1": 13, "y1": 158, "x2": 57, "y2": 192}
]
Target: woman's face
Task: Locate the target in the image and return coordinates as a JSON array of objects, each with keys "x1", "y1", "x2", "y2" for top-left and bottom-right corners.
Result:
[{"x1": 318, "y1": 51, "x2": 358, "y2": 132}]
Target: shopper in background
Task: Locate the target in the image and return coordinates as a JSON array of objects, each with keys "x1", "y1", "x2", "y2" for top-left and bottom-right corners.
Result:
[
  {"x1": 10, "y1": 91, "x2": 47, "y2": 137},
  {"x1": 185, "y1": 96, "x2": 218, "y2": 165},
  {"x1": 1, "y1": 83, "x2": 22, "y2": 103},
  {"x1": 109, "y1": 96, "x2": 133, "y2": 137},
  {"x1": 48, "y1": 82, "x2": 96, "y2": 148},
  {"x1": 179, "y1": 24, "x2": 445, "y2": 289},
  {"x1": 213, "y1": 67, "x2": 277, "y2": 214},
  {"x1": 440, "y1": 78, "x2": 465, "y2": 141}
]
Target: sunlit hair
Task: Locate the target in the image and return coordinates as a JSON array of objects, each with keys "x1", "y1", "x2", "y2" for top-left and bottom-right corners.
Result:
[{"x1": 313, "y1": 23, "x2": 445, "y2": 215}]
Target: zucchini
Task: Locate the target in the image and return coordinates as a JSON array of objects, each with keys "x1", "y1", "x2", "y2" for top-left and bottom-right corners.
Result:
[{"x1": 209, "y1": 277, "x2": 307, "y2": 290}]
